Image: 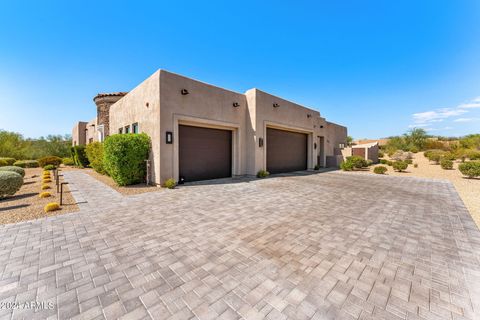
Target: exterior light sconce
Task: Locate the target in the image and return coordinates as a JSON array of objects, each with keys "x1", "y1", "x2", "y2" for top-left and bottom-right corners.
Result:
[
  {"x1": 314, "y1": 143, "x2": 317, "y2": 149},
  {"x1": 273, "y1": 103, "x2": 280, "y2": 108},
  {"x1": 166, "y1": 131, "x2": 173, "y2": 144},
  {"x1": 180, "y1": 89, "x2": 189, "y2": 95},
  {"x1": 259, "y1": 137, "x2": 264, "y2": 147},
  {"x1": 232, "y1": 102, "x2": 240, "y2": 108},
  {"x1": 145, "y1": 102, "x2": 149, "y2": 108},
  {"x1": 320, "y1": 125, "x2": 324, "y2": 128}
]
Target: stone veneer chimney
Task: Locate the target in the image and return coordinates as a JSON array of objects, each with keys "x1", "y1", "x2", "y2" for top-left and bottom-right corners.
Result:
[{"x1": 93, "y1": 92, "x2": 128, "y2": 137}]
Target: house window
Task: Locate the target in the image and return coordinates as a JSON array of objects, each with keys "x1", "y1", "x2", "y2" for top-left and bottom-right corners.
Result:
[
  {"x1": 132, "y1": 123, "x2": 139, "y2": 134},
  {"x1": 119, "y1": 128, "x2": 123, "y2": 134},
  {"x1": 125, "y1": 125, "x2": 130, "y2": 133}
]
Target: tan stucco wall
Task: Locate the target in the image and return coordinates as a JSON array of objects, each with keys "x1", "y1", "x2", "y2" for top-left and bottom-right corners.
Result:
[
  {"x1": 159, "y1": 70, "x2": 248, "y2": 184},
  {"x1": 72, "y1": 122, "x2": 87, "y2": 146},
  {"x1": 85, "y1": 118, "x2": 97, "y2": 144},
  {"x1": 109, "y1": 70, "x2": 161, "y2": 184},
  {"x1": 89, "y1": 69, "x2": 349, "y2": 184}
]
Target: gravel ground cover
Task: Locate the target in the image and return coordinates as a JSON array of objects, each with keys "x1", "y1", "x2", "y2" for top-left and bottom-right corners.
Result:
[{"x1": 0, "y1": 167, "x2": 78, "y2": 224}]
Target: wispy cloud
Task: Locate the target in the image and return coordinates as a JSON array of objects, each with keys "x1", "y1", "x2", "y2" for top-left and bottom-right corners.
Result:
[
  {"x1": 458, "y1": 97, "x2": 480, "y2": 109},
  {"x1": 453, "y1": 117, "x2": 480, "y2": 122}
]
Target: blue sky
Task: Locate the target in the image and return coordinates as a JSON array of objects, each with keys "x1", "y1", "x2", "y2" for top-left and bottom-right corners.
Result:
[{"x1": 1, "y1": 0, "x2": 480, "y2": 139}]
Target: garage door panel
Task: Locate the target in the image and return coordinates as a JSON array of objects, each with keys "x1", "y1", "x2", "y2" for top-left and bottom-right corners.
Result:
[
  {"x1": 267, "y1": 128, "x2": 307, "y2": 174},
  {"x1": 179, "y1": 125, "x2": 232, "y2": 182}
]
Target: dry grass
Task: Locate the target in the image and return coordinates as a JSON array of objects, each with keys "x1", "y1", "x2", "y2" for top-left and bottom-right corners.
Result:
[
  {"x1": 0, "y1": 168, "x2": 78, "y2": 224},
  {"x1": 365, "y1": 153, "x2": 480, "y2": 227},
  {"x1": 64, "y1": 167, "x2": 160, "y2": 195}
]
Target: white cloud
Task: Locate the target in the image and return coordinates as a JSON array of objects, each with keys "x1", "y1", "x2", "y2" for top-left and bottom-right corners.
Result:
[
  {"x1": 458, "y1": 96, "x2": 480, "y2": 109},
  {"x1": 453, "y1": 117, "x2": 480, "y2": 122},
  {"x1": 412, "y1": 108, "x2": 467, "y2": 124}
]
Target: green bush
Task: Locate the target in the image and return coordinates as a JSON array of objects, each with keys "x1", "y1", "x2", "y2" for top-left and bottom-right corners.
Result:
[
  {"x1": 378, "y1": 151, "x2": 384, "y2": 158},
  {"x1": 379, "y1": 159, "x2": 388, "y2": 165},
  {"x1": 425, "y1": 150, "x2": 445, "y2": 164},
  {"x1": 257, "y1": 170, "x2": 270, "y2": 178},
  {"x1": 340, "y1": 161, "x2": 354, "y2": 171},
  {"x1": 373, "y1": 166, "x2": 388, "y2": 174},
  {"x1": 0, "y1": 159, "x2": 7, "y2": 167},
  {"x1": 0, "y1": 157, "x2": 16, "y2": 166},
  {"x1": 72, "y1": 146, "x2": 89, "y2": 168},
  {"x1": 13, "y1": 160, "x2": 39, "y2": 168},
  {"x1": 387, "y1": 160, "x2": 393, "y2": 166},
  {"x1": 458, "y1": 161, "x2": 480, "y2": 178},
  {"x1": 0, "y1": 166, "x2": 25, "y2": 177},
  {"x1": 409, "y1": 146, "x2": 419, "y2": 153},
  {"x1": 405, "y1": 159, "x2": 413, "y2": 164},
  {"x1": 44, "y1": 164, "x2": 55, "y2": 171},
  {"x1": 468, "y1": 151, "x2": 480, "y2": 160},
  {"x1": 443, "y1": 152, "x2": 456, "y2": 161},
  {"x1": 104, "y1": 133, "x2": 151, "y2": 186},
  {"x1": 440, "y1": 159, "x2": 453, "y2": 170},
  {"x1": 38, "y1": 156, "x2": 62, "y2": 168},
  {"x1": 85, "y1": 142, "x2": 106, "y2": 174},
  {"x1": 346, "y1": 156, "x2": 368, "y2": 169},
  {"x1": 0, "y1": 171, "x2": 23, "y2": 198},
  {"x1": 164, "y1": 178, "x2": 176, "y2": 189},
  {"x1": 62, "y1": 157, "x2": 75, "y2": 166},
  {"x1": 414, "y1": 163, "x2": 418, "y2": 168},
  {"x1": 314, "y1": 165, "x2": 320, "y2": 170},
  {"x1": 392, "y1": 161, "x2": 408, "y2": 172}
]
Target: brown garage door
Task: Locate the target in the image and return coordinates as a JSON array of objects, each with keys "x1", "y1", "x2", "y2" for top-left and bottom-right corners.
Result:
[
  {"x1": 267, "y1": 128, "x2": 307, "y2": 174},
  {"x1": 179, "y1": 125, "x2": 232, "y2": 182}
]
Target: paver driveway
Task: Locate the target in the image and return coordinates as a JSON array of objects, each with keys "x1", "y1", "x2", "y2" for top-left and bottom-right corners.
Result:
[{"x1": 0, "y1": 171, "x2": 479, "y2": 320}]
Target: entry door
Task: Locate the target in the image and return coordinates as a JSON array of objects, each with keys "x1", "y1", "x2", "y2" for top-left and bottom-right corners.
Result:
[
  {"x1": 179, "y1": 125, "x2": 232, "y2": 182},
  {"x1": 266, "y1": 128, "x2": 308, "y2": 174}
]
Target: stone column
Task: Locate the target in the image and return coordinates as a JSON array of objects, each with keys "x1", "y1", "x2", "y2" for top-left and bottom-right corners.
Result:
[{"x1": 93, "y1": 92, "x2": 127, "y2": 137}]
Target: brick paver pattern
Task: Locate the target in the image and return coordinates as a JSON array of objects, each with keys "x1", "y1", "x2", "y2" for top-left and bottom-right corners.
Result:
[{"x1": 0, "y1": 171, "x2": 479, "y2": 320}]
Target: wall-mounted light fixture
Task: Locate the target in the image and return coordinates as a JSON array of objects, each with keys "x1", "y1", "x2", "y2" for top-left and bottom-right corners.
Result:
[
  {"x1": 259, "y1": 137, "x2": 264, "y2": 147},
  {"x1": 145, "y1": 102, "x2": 149, "y2": 108},
  {"x1": 314, "y1": 143, "x2": 317, "y2": 149},
  {"x1": 320, "y1": 125, "x2": 324, "y2": 128},
  {"x1": 166, "y1": 131, "x2": 173, "y2": 144},
  {"x1": 180, "y1": 89, "x2": 189, "y2": 95},
  {"x1": 232, "y1": 102, "x2": 240, "y2": 108},
  {"x1": 273, "y1": 103, "x2": 280, "y2": 108}
]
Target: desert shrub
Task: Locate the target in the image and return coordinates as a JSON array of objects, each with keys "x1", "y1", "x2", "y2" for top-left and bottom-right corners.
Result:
[
  {"x1": 443, "y1": 152, "x2": 456, "y2": 161},
  {"x1": 164, "y1": 178, "x2": 176, "y2": 189},
  {"x1": 0, "y1": 159, "x2": 7, "y2": 167},
  {"x1": 0, "y1": 166, "x2": 25, "y2": 177},
  {"x1": 0, "y1": 157, "x2": 16, "y2": 166},
  {"x1": 424, "y1": 139, "x2": 448, "y2": 151},
  {"x1": 43, "y1": 164, "x2": 55, "y2": 170},
  {"x1": 43, "y1": 178, "x2": 52, "y2": 183},
  {"x1": 425, "y1": 150, "x2": 444, "y2": 164},
  {"x1": 72, "y1": 146, "x2": 89, "y2": 168},
  {"x1": 458, "y1": 162, "x2": 480, "y2": 178},
  {"x1": 366, "y1": 160, "x2": 374, "y2": 166},
  {"x1": 39, "y1": 192, "x2": 51, "y2": 198},
  {"x1": 378, "y1": 151, "x2": 384, "y2": 158},
  {"x1": 346, "y1": 156, "x2": 368, "y2": 169},
  {"x1": 44, "y1": 202, "x2": 60, "y2": 213},
  {"x1": 0, "y1": 171, "x2": 23, "y2": 198},
  {"x1": 340, "y1": 161, "x2": 354, "y2": 171},
  {"x1": 85, "y1": 142, "x2": 106, "y2": 174},
  {"x1": 38, "y1": 156, "x2": 62, "y2": 168},
  {"x1": 404, "y1": 159, "x2": 413, "y2": 164},
  {"x1": 62, "y1": 157, "x2": 75, "y2": 166},
  {"x1": 392, "y1": 161, "x2": 408, "y2": 172},
  {"x1": 41, "y1": 184, "x2": 51, "y2": 190},
  {"x1": 414, "y1": 163, "x2": 418, "y2": 168},
  {"x1": 391, "y1": 150, "x2": 413, "y2": 161},
  {"x1": 373, "y1": 166, "x2": 388, "y2": 174},
  {"x1": 314, "y1": 165, "x2": 320, "y2": 170},
  {"x1": 104, "y1": 133, "x2": 151, "y2": 186},
  {"x1": 257, "y1": 170, "x2": 270, "y2": 178},
  {"x1": 387, "y1": 160, "x2": 393, "y2": 166},
  {"x1": 13, "y1": 160, "x2": 39, "y2": 168},
  {"x1": 379, "y1": 159, "x2": 388, "y2": 165},
  {"x1": 468, "y1": 151, "x2": 480, "y2": 160},
  {"x1": 409, "y1": 146, "x2": 419, "y2": 153},
  {"x1": 440, "y1": 159, "x2": 453, "y2": 170}
]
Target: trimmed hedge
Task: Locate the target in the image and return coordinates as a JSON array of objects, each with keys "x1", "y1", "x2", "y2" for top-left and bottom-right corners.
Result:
[
  {"x1": 104, "y1": 133, "x2": 151, "y2": 186},
  {"x1": 440, "y1": 159, "x2": 453, "y2": 170},
  {"x1": 256, "y1": 170, "x2": 270, "y2": 178},
  {"x1": 373, "y1": 166, "x2": 388, "y2": 174},
  {"x1": 0, "y1": 157, "x2": 16, "y2": 166},
  {"x1": 0, "y1": 171, "x2": 23, "y2": 198},
  {"x1": 392, "y1": 161, "x2": 408, "y2": 172},
  {"x1": 38, "y1": 156, "x2": 62, "y2": 168},
  {"x1": 72, "y1": 146, "x2": 89, "y2": 168},
  {"x1": 13, "y1": 160, "x2": 39, "y2": 168},
  {"x1": 164, "y1": 178, "x2": 176, "y2": 189},
  {"x1": 0, "y1": 159, "x2": 7, "y2": 167},
  {"x1": 62, "y1": 157, "x2": 75, "y2": 166},
  {"x1": 85, "y1": 142, "x2": 106, "y2": 174},
  {"x1": 458, "y1": 161, "x2": 480, "y2": 178},
  {"x1": 0, "y1": 166, "x2": 25, "y2": 177}
]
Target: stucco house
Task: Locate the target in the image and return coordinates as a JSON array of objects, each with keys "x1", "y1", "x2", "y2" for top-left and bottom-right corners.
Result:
[{"x1": 72, "y1": 70, "x2": 347, "y2": 185}]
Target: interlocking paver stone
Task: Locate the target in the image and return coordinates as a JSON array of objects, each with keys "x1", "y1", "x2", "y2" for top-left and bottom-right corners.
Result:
[{"x1": 0, "y1": 170, "x2": 480, "y2": 319}]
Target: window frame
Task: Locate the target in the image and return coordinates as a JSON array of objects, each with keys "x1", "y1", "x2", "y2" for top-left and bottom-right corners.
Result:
[
  {"x1": 125, "y1": 125, "x2": 130, "y2": 134},
  {"x1": 132, "y1": 122, "x2": 139, "y2": 134}
]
